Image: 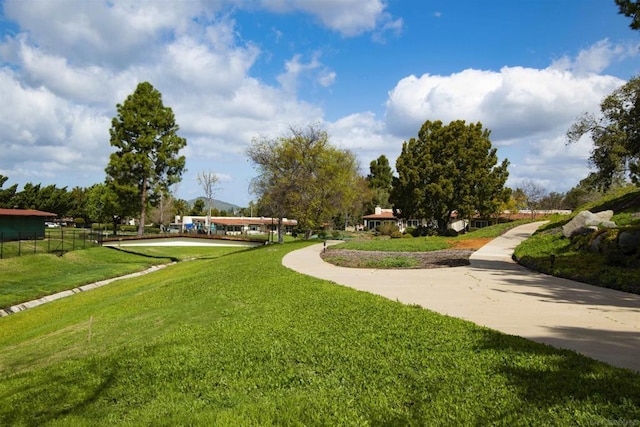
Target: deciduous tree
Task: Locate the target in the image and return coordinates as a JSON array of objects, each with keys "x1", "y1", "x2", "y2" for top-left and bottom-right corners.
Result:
[
  {"x1": 105, "y1": 82, "x2": 186, "y2": 237},
  {"x1": 390, "y1": 120, "x2": 509, "y2": 233},
  {"x1": 247, "y1": 124, "x2": 361, "y2": 240},
  {"x1": 197, "y1": 170, "x2": 219, "y2": 234}
]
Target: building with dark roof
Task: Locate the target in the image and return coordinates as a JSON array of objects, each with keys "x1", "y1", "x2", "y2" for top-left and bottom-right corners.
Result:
[{"x1": 0, "y1": 209, "x2": 57, "y2": 240}]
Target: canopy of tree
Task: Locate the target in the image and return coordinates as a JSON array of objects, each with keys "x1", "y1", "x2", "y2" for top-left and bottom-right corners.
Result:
[
  {"x1": 366, "y1": 155, "x2": 393, "y2": 210},
  {"x1": 616, "y1": 0, "x2": 640, "y2": 30},
  {"x1": 390, "y1": 120, "x2": 510, "y2": 232},
  {"x1": 247, "y1": 125, "x2": 361, "y2": 240},
  {"x1": 567, "y1": 75, "x2": 640, "y2": 190},
  {"x1": 105, "y1": 82, "x2": 186, "y2": 237}
]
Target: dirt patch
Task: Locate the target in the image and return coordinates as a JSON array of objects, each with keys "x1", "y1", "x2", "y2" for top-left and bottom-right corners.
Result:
[
  {"x1": 321, "y1": 248, "x2": 476, "y2": 269},
  {"x1": 447, "y1": 238, "x2": 493, "y2": 250}
]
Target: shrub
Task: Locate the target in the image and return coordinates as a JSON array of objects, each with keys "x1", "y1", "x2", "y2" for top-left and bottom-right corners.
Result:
[
  {"x1": 390, "y1": 230, "x2": 403, "y2": 239},
  {"x1": 377, "y1": 222, "x2": 400, "y2": 236},
  {"x1": 332, "y1": 231, "x2": 341, "y2": 239}
]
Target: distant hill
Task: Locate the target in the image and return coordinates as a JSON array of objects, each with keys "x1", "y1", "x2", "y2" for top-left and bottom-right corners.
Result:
[{"x1": 188, "y1": 197, "x2": 242, "y2": 212}]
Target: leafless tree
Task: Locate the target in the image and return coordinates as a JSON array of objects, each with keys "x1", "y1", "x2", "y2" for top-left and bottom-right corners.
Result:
[{"x1": 197, "y1": 170, "x2": 219, "y2": 234}]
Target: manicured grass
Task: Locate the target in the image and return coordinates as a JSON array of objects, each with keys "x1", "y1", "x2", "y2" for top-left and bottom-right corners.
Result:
[
  {"x1": 0, "y1": 247, "x2": 173, "y2": 309},
  {"x1": 0, "y1": 241, "x2": 638, "y2": 425},
  {"x1": 0, "y1": 245, "x2": 250, "y2": 309},
  {"x1": 114, "y1": 245, "x2": 250, "y2": 261},
  {"x1": 333, "y1": 219, "x2": 534, "y2": 252},
  {"x1": 0, "y1": 228, "x2": 98, "y2": 259}
]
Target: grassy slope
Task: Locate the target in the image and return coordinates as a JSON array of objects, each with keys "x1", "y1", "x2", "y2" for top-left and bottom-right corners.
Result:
[
  {"x1": 514, "y1": 186, "x2": 640, "y2": 294},
  {"x1": 0, "y1": 248, "x2": 173, "y2": 309},
  {"x1": 0, "y1": 242, "x2": 638, "y2": 425}
]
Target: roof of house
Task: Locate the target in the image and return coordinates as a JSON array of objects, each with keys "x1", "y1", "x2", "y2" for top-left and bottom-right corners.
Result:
[
  {"x1": 0, "y1": 208, "x2": 57, "y2": 217},
  {"x1": 210, "y1": 217, "x2": 298, "y2": 227},
  {"x1": 362, "y1": 211, "x2": 397, "y2": 220}
]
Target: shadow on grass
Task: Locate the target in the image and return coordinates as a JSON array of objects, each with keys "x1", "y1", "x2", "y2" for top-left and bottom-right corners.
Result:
[{"x1": 475, "y1": 328, "x2": 640, "y2": 420}]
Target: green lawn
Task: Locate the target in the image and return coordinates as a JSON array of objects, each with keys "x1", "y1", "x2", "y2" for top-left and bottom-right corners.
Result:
[
  {"x1": 0, "y1": 242, "x2": 638, "y2": 425},
  {"x1": 0, "y1": 228, "x2": 98, "y2": 259},
  {"x1": 0, "y1": 246, "x2": 250, "y2": 310},
  {"x1": 332, "y1": 219, "x2": 535, "y2": 252}
]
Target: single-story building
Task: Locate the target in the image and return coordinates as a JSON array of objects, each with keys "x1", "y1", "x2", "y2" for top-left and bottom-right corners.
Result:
[
  {"x1": 175, "y1": 216, "x2": 298, "y2": 236},
  {"x1": 362, "y1": 206, "x2": 464, "y2": 233},
  {"x1": 0, "y1": 208, "x2": 57, "y2": 241}
]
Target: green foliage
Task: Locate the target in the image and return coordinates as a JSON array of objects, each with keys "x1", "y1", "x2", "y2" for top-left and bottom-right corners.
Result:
[
  {"x1": 366, "y1": 155, "x2": 393, "y2": 210},
  {"x1": 616, "y1": 0, "x2": 640, "y2": 30},
  {"x1": 376, "y1": 222, "x2": 399, "y2": 236},
  {"x1": 515, "y1": 189, "x2": 640, "y2": 294},
  {"x1": 391, "y1": 120, "x2": 509, "y2": 232},
  {"x1": 106, "y1": 82, "x2": 187, "y2": 236},
  {"x1": 567, "y1": 76, "x2": 640, "y2": 189},
  {"x1": 247, "y1": 124, "x2": 362, "y2": 240},
  {"x1": 0, "y1": 243, "x2": 638, "y2": 424}
]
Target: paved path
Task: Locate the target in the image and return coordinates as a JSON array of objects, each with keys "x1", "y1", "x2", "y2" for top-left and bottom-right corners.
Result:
[{"x1": 283, "y1": 222, "x2": 640, "y2": 372}]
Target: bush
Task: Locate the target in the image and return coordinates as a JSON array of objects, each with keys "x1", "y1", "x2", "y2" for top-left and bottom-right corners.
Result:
[
  {"x1": 74, "y1": 218, "x2": 86, "y2": 228},
  {"x1": 376, "y1": 222, "x2": 400, "y2": 236},
  {"x1": 403, "y1": 233, "x2": 414, "y2": 238},
  {"x1": 390, "y1": 230, "x2": 403, "y2": 239},
  {"x1": 332, "y1": 231, "x2": 341, "y2": 239}
]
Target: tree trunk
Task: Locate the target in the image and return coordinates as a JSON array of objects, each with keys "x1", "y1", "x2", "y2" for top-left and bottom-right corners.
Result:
[
  {"x1": 138, "y1": 178, "x2": 147, "y2": 237},
  {"x1": 278, "y1": 217, "x2": 284, "y2": 244}
]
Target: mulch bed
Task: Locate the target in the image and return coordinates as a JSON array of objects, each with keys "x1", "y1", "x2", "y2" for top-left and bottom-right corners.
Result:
[{"x1": 320, "y1": 248, "x2": 476, "y2": 269}]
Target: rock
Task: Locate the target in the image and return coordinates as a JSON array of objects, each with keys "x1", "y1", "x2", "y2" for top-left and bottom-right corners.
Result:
[
  {"x1": 618, "y1": 230, "x2": 640, "y2": 255},
  {"x1": 562, "y1": 210, "x2": 617, "y2": 238},
  {"x1": 589, "y1": 232, "x2": 606, "y2": 253}
]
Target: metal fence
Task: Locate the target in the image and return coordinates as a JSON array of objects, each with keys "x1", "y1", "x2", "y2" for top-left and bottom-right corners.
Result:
[{"x1": 0, "y1": 228, "x2": 102, "y2": 259}]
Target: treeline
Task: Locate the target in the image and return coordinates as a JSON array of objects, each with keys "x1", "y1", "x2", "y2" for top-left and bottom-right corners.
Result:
[{"x1": 0, "y1": 175, "x2": 240, "y2": 227}]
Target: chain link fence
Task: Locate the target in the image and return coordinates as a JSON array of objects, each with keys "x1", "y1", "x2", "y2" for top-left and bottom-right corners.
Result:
[{"x1": 0, "y1": 228, "x2": 102, "y2": 259}]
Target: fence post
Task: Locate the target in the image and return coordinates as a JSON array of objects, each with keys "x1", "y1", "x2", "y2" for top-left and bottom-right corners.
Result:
[
  {"x1": 18, "y1": 232, "x2": 21, "y2": 257},
  {"x1": 34, "y1": 232, "x2": 37, "y2": 254}
]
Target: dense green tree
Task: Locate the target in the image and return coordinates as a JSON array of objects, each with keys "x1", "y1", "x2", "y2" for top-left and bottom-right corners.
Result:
[
  {"x1": 0, "y1": 175, "x2": 18, "y2": 208},
  {"x1": 567, "y1": 76, "x2": 640, "y2": 189},
  {"x1": 390, "y1": 120, "x2": 510, "y2": 232},
  {"x1": 190, "y1": 199, "x2": 205, "y2": 216},
  {"x1": 616, "y1": 0, "x2": 640, "y2": 30},
  {"x1": 105, "y1": 82, "x2": 187, "y2": 237},
  {"x1": 366, "y1": 155, "x2": 393, "y2": 210},
  {"x1": 247, "y1": 124, "x2": 362, "y2": 240}
]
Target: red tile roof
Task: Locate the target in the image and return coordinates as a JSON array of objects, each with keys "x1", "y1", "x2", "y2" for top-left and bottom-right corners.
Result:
[
  {"x1": 0, "y1": 208, "x2": 57, "y2": 217},
  {"x1": 362, "y1": 211, "x2": 398, "y2": 220}
]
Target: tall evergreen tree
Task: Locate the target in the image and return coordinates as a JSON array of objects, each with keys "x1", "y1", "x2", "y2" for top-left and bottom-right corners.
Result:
[
  {"x1": 366, "y1": 155, "x2": 393, "y2": 209},
  {"x1": 105, "y1": 82, "x2": 186, "y2": 237},
  {"x1": 390, "y1": 120, "x2": 509, "y2": 233}
]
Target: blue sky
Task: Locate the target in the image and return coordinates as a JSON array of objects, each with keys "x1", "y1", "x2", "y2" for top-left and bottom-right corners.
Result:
[{"x1": 1, "y1": 0, "x2": 638, "y2": 207}]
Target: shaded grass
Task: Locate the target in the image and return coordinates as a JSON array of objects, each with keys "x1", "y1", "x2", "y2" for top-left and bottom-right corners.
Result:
[
  {"x1": 113, "y1": 245, "x2": 248, "y2": 261},
  {"x1": 0, "y1": 242, "x2": 638, "y2": 425}
]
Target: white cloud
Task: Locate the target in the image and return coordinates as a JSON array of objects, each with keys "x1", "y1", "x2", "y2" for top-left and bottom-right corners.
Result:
[
  {"x1": 380, "y1": 39, "x2": 637, "y2": 191},
  {"x1": 257, "y1": 0, "x2": 399, "y2": 37},
  {"x1": 276, "y1": 52, "x2": 335, "y2": 94},
  {"x1": 550, "y1": 38, "x2": 640, "y2": 75}
]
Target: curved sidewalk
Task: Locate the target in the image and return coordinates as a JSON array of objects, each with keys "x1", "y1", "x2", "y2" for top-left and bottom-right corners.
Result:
[{"x1": 282, "y1": 222, "x2": 640, "y2": 372}]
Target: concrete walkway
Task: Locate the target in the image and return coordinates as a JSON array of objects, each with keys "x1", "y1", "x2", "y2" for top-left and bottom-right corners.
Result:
[{"x1": 282, "y1": 222, "x2": 640, "y2": 372}]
